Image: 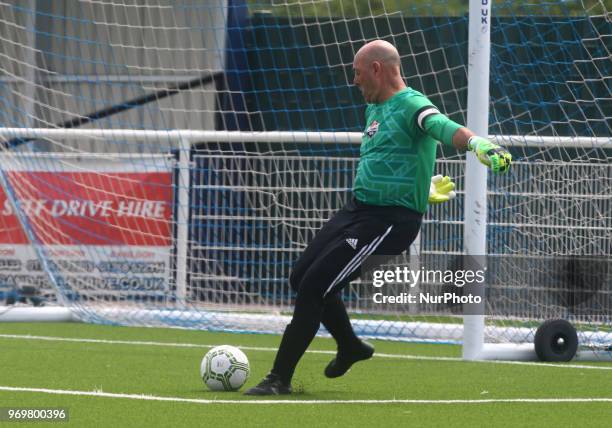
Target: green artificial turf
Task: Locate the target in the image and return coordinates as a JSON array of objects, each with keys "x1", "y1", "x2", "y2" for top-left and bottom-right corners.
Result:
[{"x1": 0, "y1": 323, "x2": 610, "y2": 427}]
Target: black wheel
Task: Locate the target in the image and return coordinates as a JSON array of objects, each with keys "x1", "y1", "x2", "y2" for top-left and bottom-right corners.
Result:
[{"x1": 534, "y1": 319, "x2": 578, "y2": 362}]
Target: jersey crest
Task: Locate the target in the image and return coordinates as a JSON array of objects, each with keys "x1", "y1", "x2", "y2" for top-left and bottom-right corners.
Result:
[{"x1": 364, "y1": 120, "x2": 379, "y2": 138}]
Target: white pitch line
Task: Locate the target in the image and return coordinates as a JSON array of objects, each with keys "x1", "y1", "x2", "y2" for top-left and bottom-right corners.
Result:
[
  {"x1": 1, "y1": 334, "x2": 611, "y2": 371},
  {"x1": 0, "y1": 386, "x2": 611, "y2": 405}
]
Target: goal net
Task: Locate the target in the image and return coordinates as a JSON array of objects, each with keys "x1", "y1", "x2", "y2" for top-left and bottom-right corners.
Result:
[{"x1": 0, "y1": 1, "x2": 609, "y2": 359}]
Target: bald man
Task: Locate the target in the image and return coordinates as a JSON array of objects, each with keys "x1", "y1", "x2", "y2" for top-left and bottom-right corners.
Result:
[{"x1": 245, "y1": 40, "x2": 511, "y2": 395}]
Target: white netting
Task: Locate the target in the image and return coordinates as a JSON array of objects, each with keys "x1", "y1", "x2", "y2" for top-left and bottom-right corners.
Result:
[{"x1": 0, "y1": 1, "x2": 610, "y2": 353}]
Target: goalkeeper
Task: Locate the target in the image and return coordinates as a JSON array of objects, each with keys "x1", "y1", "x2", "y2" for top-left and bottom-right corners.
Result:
[{"x1": 245, "y1": 40, "x2": 511, "y2": 395}]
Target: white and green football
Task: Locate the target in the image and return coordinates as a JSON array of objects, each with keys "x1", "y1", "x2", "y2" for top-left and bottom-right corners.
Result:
[{"x1": 200, "y1": 345, "x2": 250, "y2": 391}]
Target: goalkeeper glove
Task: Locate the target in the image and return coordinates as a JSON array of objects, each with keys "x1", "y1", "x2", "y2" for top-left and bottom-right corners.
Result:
[
  {"x1": 468, "y1": 136, "x2": 512, "y2": 174},
  {"x1": 428, "y1": 174, "x2": 456, "y2": 205}
]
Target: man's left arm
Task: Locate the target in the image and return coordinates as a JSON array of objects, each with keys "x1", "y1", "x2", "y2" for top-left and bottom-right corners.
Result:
[{"x1": 419, "y1": 111, "x2": 512, "y2": 174}]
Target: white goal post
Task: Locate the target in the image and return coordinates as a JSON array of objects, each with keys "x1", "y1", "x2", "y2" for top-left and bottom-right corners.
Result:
[{"x1": 0, "y1": 127, "x2": 609, "y2": 362}]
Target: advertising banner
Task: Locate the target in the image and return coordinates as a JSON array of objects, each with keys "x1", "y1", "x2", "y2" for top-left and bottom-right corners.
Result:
[{"x1": 0, "y1": 155, "x2": 174, "y2": 298}]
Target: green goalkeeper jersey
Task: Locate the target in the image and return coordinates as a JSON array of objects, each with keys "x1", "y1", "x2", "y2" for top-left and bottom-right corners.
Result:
[{"x1": 353, "y1": 87, "x2": 454, "y2": 214}]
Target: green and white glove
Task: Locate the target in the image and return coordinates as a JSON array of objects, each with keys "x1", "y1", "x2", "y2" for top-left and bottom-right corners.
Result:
[
  {"x1": 428, "y1": 174, "x2": 456, "y2": 205},
  {"x1": 468, "y1": 136, "x2": 512, "y2": 174}
]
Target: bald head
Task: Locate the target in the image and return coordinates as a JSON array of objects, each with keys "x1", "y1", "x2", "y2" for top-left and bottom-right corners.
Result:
[
  {"x1": 353, "y1": 40, "x2": 405, "y2": 103},
  {"x1": 354, "y1": 40, "x2": 401, "y2": 67}
]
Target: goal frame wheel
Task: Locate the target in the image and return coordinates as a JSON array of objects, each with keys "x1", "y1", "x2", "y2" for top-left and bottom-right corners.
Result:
[{"x1": 534, "y1": 319, "x2": 578, "y2": 362}]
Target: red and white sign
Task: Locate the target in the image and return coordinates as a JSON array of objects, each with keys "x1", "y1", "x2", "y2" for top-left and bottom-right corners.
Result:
[
  {"x1": 0, "y1": 155, "x2": 174, "y2": 296},
  {"x1": 0, "y1": 171, "x2": 172, "y2": 246}
]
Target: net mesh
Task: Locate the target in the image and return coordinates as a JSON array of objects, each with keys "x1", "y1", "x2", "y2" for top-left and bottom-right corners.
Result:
[{"x1": 0, "y1": 1, "x2": 610, "y2": 352}]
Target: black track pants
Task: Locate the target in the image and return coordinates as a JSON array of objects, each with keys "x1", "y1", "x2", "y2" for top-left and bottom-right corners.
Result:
[{"x1": 271, "y1": 197, "x2": 422, "y2": 382}]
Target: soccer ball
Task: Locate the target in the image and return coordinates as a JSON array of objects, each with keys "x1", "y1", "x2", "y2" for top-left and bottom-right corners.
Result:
[{"x1": 200, "y1": 345, "x2": 250, "y2": 391}]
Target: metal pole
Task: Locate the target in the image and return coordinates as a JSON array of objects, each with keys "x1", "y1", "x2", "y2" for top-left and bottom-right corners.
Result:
[
  {"x1": 463, "y1": 0, "x2": 492, "y2": 360},
  {"x1": 175, "y1": 138, "x2": 191, "y2": 302}
]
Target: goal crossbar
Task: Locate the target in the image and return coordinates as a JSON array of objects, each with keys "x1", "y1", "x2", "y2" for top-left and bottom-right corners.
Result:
[{"x1": 0, "y1": 128, "x2": 608, "y2": 147}]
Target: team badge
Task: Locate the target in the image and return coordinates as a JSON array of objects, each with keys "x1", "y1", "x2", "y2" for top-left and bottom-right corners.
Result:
[{"x1": 365, "y1": 120, "x2": 379, "y2": 138}]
